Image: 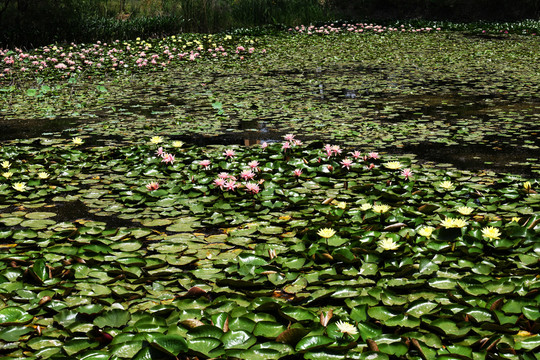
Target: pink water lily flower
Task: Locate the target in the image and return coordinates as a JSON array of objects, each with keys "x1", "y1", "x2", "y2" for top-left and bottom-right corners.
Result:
[
  {"x1": 350, "y1": 150, "x2": 362, "y2": 159},
  {"x1": 199, "y1": 159, "x2": 211, "y2": 169},
  {"x1": 214, "y1": 178, "x2": 226, "y2": 189},
  {"x1": 155, "y1": 147, "x2": 165, "y2": 157},
  {"x1": 282, "y1": 142, "x2": 291, "y2": 151},
  {"x1": 293, "y1": 169, "x2": 303, "y2": 177},
  {"x1": 261, "y1": 142, "x2": 268, "y2": 149},
  {"x1": 240, "y1": 169, "x2": 256, "y2": 181},
  {"x1": 324, "y1": 144, "x2": 333, "y2": 157},
  {"x1": 331, "y1": 145, "x2": 342, "y2": 155},
  {"x1": 224, "y1": 180, "x2": 238, "y2": 191},
  {"x1": 224, "y1": 149, "x2": 236, "y2": 159},
  {"x1": 146, "y1": 181, "x2": 160, "y2": 191},
  {"x1": 368, "y1": 152, "x2": 379, "y2": 159},
  {"x1": 248, "y1": 160, "x2": 259, "y2": 169},
  {"x1": 284, "y1": 134, "x2": 295, "y2": 141},
  {"x1": 245, "y1": 182, "x2": 260, "y2": 194},
  {"x1": 401, "y1": 168, "x2": 413, "y2": 180},
  {"x1": 218, "y1": 172, "x2": 229, "y2": 179},
  {"x1": 161, "y1": 153, "x2": 175, "y2": 165},
  {"x1": 341, "y1": 158, "x2": 353, "y2": 170}
]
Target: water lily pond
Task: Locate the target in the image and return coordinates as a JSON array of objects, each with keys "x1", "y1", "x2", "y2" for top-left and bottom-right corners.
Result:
[{"x1": 1, "y1": 24, "x2": 540, "y2": 359}]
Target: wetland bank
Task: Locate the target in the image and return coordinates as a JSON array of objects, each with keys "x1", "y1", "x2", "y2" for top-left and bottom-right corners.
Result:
[{"x1": 0, "y1": 24, "x2": 540, "y2": 359}]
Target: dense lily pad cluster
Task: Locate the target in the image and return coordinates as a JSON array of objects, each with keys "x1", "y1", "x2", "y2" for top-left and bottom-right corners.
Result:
[
  {"x1": 288, "y1": 23, "x2": 441, "y2": 35},
  {"x1": 0, "y1": 134, "x2": 539, "y2": 359},
  {"x1": 0, "y1": 34, "x2": 264, "y2": 80},
  {"x1": 0, "y1": 22, "x2": 539, "y2": 359}
]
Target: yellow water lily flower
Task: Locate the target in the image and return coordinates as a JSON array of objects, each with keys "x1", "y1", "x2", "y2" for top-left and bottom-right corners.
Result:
[
  {"x1": 334, "y1": 201, "x2": 346, "y2": 209},
  {"x1": 440, "y1": 217, "x2": 468, "y2": 229},
  {"x1": 384, "y1": 161, "x2": 402, "y2": 170},
  {"x1": 2, "y1": 171, "x2": 13, "y2": 178},
  {"x1": 523, "y1": 181, "x2": 531, "y2": 190},
  {"x1": 150, "y1": 136, "x2": 163, "y2": 144},
  {"x1": 440, "y1": 217, "x2": 455, "y2": 228},
  {"x1": 378, "y1": 238, "x2": 400, "y2": 250},
  {"x1": 172, "y1": 140, "x2": 184, "y2": 148},
  {"x1": 481, "y1": 226, "x2": 501, "y2": 240},
  {"x1": 12, "y1": 182, "x2": 26, "y2": 192},
  {"x1": 317, "y1": 228, "x2": 336, "y2": 238},
  {"x1": 335, "y1": 320, "x2": 358, "y2": 336},
  {"x1": 457, "y1": 206, "x2": 474, "y2": 215},
  {"x1": 511, "y1": 217, "x2": 521, "y2": 223},
  {"x1": 1, "y1": 161, "x2": 11, "y2": 169},
  {"x1": 439, "y1": 180, "x2": 454, "y2": 190},
  {"x1": 37, "y1": 172, "x2": 49, "y2": 179},
  {"x1": 72, "y1": 137, "x2": 84, "y2": 145},
  {"x1": 360, "y1": 203, "x2": 372, "y2": 211},
  {"x1": 452, "y1": 218, "x2": 468, "y2": 228},
  {"x1": 372, "y1": 204, "x2": 390, "y2": 213},
  {"x1": 418, "y1": 226, "x2": 435, "y2": 238}
]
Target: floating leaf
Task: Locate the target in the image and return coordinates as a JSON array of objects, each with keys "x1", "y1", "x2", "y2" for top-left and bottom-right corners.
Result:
[
  {"x1": 295, "y1": 335, "x2": 333, "y2": 352},
  {"x1": 150, "y1": 334, "x2": 188, "y2": 356},
  {"x1": 0, "y1": 306, "x2": 33, "y2": 325}
]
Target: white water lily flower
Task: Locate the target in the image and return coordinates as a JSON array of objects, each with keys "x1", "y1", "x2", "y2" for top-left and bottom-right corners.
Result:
[
  {"x1": 372, "y1": 204, "x2": 390, "y2": 213},
  {"x1": 72, "y1": 137, "x2": 84, "y2": 145},
  {"x1": 456, "y1": 206, "x2": 474, "y2": 215},
  {"x1": 439, "y1": 180, "x2": 454, "y2": 190},
  {"x1": 317, "y1": 228, "x2": 336, "y2": 238},
  {"x1": 12, "y1": 182, "x2": 26, "y2": 192},
  {"x1": 335, "y1": 320, "x2": 358, "y2": 336},
  {"x1": 360, "y1": 203, "x2": 372, "y2": 211},
  {"x1": 378, "y1": 238, "x2": 399, "y2": 251}
]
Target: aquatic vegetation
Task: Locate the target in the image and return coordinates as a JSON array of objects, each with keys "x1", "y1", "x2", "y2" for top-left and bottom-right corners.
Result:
[
  {"x1": 0, "y1": 134, "x2": 538, "y2": 358},
  {"x1": 481, "y1": 226, "x2": 502, "y2": 240},
  {"x1": 0, "y1": 24, "x2": 539, "y2": 359},
  {"x1": 0, "y1": 33, "x2": 264, "y2": 82}
]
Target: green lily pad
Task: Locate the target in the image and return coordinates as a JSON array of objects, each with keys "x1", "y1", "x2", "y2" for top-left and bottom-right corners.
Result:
[
  {"x1": 295, "y1": 335, "x2": 333, "y2": 352},
  {"x1": 0, "y1": 306, "x2": 33, "y2": 325}
]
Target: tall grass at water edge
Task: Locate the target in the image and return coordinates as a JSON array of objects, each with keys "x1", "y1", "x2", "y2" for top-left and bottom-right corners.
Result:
[{"x1": 0, "y1": 0, "x2": 332, "y2": 48}]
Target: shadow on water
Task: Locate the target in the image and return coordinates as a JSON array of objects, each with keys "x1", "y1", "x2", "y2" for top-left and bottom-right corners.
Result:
[
  {"x1": 0, "y1": 117, "x2": 82, "y2": 141},
  {"x1": 396, "y1": 143, "x2": 537, "y2": 176},
  {"x1": 54, "y1": 200, "x2": 135, "y2": 227}
]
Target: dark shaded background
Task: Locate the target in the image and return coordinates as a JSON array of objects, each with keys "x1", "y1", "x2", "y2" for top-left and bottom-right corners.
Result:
[{"x1": 1, "y1": 0, "x2": 539, "y2": 48}]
